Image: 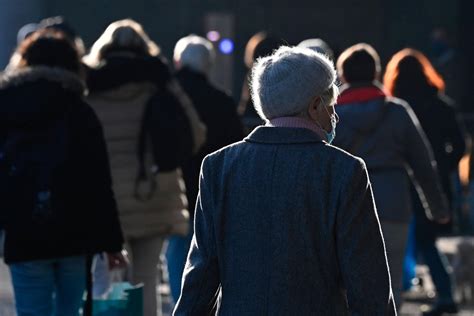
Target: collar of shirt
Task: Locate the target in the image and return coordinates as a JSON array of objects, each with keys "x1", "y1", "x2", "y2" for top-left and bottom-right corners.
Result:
[{"x1": 266, "y1": 116, "x2": 326, "y2": 141}]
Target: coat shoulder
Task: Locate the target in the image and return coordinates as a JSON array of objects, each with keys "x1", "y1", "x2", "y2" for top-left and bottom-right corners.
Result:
[{"x1": 324, "y1": 143, "x2": 367, "y2": 169}]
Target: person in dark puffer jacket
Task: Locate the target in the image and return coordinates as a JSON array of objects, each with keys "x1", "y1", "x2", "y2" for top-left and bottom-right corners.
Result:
[{"x1": 0, "y1": 30, "x2": 123, "y2": 316}]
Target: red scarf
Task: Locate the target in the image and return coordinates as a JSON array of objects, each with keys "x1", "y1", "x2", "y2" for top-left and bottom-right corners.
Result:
[{"x1": 337, "y1": 84, "x2": 387, "y2": 106}]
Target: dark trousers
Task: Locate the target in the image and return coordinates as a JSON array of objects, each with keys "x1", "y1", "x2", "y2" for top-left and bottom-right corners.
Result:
[{"x1": 412, "y1": 188, "x2": 455, "y2": 304}]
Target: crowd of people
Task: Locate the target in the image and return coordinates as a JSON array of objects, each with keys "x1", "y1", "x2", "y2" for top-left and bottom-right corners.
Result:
[{"x1": 0, "y1": 15, "x2": 468, "y2": 316}]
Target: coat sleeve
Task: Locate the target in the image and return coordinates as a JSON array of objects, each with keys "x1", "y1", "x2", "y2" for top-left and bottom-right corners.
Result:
[
  {"x1": 167, "y1": 79, "x2": 207, "y2": 154},
  {"x1": 78, "y1": 102, "x2": 124, "y2": 253},
  {"x1": 336, "y1": 158, "x2": 396, "y2": 316},
  {"x1": 401, "y1": 103, "x2": 450, "y2": 220},
  {"x1": 442, "y1": 102, "x2": 466, "y2": 171},
  {"x1": 173, "y1": 157, "x2": 220, "y2": 315}
]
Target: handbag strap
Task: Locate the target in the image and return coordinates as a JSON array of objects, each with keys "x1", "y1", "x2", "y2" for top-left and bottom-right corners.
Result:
[{"x1": 84, "y1": 254, "x2": 93, "y2": 316}]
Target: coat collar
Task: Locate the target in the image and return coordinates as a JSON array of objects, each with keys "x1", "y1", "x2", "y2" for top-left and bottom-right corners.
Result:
[
  {"x1": 0, "y1": 66, "x2": 86, "y2": 96},
  {"x1": 245, "y1": 126, "x2": 324, "y2": 145}
]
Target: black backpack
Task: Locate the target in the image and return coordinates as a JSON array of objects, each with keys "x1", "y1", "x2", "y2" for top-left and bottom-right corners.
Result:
[
  {"x1": 0, "y1": 118, "x2": 68, "y2": 229},
  {"x1": 134, "y1": 86, "x2": 194, "y2": 200}
]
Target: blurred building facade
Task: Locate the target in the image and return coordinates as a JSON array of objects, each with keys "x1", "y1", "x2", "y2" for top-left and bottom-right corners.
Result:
[{"x1": 0, "y1": 0, "x2": 470, "y2": 111}]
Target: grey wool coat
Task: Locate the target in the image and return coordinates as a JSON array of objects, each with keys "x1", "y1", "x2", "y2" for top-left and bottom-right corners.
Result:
[{"x1": 174, "y1": 127, "x2": 396, "y2": 316}]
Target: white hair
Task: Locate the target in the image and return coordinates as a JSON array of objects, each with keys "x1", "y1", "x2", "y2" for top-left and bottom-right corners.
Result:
[
  {"x1": 84, "y1": 19, "x2": 159, "y2": 67},
  {"x1": 298, "y1": 38, "x2": 334, "y2": 60},
  {"x1": 174, "y1": 35, "x2": 215, "y2": 75},
  {"x1": 250, "y1": 46, "x2": 338, "y2": 121}
]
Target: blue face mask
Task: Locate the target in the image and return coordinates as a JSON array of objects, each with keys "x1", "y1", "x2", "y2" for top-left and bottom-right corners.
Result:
[
  {"x1": 317, "y1": 105, "x2": 338, "y2": 144},
  {"x1": 325, "y1": 114, "x2": 337, "y2": 144}
]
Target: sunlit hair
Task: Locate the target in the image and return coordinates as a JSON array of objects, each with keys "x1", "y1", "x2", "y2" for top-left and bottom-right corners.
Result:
[
  {"x1": 384, "y1": 48, "x2": 445, "y2": 97},
  {"x1": 174, "y1": 35, "x2": 215, "y2": 75},
  {"x1": 244, "y1": 32, "x2": 286, "y2": 69},
  {"x1": 7, "y1": 29, "x2": 81, "y2": 74},
  {"x1": 244, "y1": 32, "x2": 267, "y2": 69},
  {"x1": 84, "y1": 19, "x2": 160, "y2": 67}
]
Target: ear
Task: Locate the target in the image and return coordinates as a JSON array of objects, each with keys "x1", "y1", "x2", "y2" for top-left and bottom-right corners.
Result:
[
  {"x1": 339, "y1": 74, "x2": 347, "y2": 84},
  {"x1": 307, "y1": 97, "x2": 320, "y2": 121}
]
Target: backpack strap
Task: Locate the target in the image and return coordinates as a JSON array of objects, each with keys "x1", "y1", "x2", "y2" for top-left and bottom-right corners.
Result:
[{"x1": 134, "y1": 96, "x2": 158, "y2": 201}]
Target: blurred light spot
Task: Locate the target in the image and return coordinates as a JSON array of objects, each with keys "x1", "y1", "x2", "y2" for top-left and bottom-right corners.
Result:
[
  {"x1": 445, "y1": 142, "x2": 453, "y2": 153},
  {"x1": 219, "y1": 38, "x2": 234, "y2": 54},
  {"x1": 207, "y1": 31, "x2": 220, "y2": 42}
]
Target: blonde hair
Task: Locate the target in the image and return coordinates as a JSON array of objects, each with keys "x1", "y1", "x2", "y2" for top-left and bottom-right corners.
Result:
[{"x1": 84, "y1": 19, "x2": 159, "y2": 67}]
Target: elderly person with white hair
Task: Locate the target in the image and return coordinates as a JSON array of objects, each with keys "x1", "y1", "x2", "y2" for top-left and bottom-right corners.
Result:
[
  {"x1": 174, "y1": 46, "x2": 395, "y2": 315},
  {"x1": 165, "y1": 34, "x2": 243, "y2": 304}
]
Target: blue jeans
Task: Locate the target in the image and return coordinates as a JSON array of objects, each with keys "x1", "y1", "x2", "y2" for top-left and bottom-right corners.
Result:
[
  {"x1": 9, "y1": 256, "x2": 87, "y2": 316},
  {"x1": 403, "y1": 219, "x2": 417, "y2": 290},
  {"x1": 165, "y1": 231, "x2": 193, "y2": 303}
]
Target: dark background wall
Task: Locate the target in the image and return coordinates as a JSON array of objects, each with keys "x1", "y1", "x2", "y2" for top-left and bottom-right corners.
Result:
[{"x1": 0, "y1": 0, "x2": 469, "y2": 109}]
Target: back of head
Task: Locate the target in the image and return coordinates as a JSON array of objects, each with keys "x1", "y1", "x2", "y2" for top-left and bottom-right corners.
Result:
[
  {"x1": 174, "y1": 35, "x2": 215, "y2": 75},
  {"x1": 244, "y1": 32, "x2": 286, "y2": 69},
  {"x1": 9, "y1": 29, "x2": 81, "y2": 74},
  {"x1": 84, "y1": 19, "x2": 160, "y2": 67},
  {"x1": 250, "y1": 46, "x2": 337, "y2": 120},
  {"x1": 337, "y1": 43, "x2": 381, "y2": 84},
  {"x1": 298, "y1": 38, "x2": 334, "y2": 60},
  {"x1": 384, "y1": 48, "x2": 445, "y2": 98},
  {"x1": 38, "y1": 16, "x2": 85, "y2": 56}
]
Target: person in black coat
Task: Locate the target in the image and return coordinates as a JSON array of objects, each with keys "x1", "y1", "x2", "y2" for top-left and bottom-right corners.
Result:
[
  {"x1": 0, "y1": 29, "x2": 123, "y2": 316},
  {"x1": 385, "y1": 48, "x2": 466, "y2": 316},
  {"x1": 165, "y1": 34, "x2": 244, "y2": 304}
]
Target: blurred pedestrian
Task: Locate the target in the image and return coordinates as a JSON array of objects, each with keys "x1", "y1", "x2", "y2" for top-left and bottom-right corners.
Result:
[
  {"x1": 384, "y1": 48, "x2": 465, "y2": 316},
  {"x1": 85, "y1": 19, "x2": 205, "y2": 316},
  {"x1": 297, "y1": 38, "x2": 334, "y2": 60},
  {"x1": 333, "y1": 43, "x2": 450, "y2": 310},
  {"x1": 38, "y1": 16, "x2": 86, "y2": 56},
  {"x1": 238, "y1": 32, "x2": 286, "y2": 133},
  {"x1": 174, "y1": 46, "x2": 395, "y2": 315},
  {"x1": 0, "y1": 29, "x2": 124, "y2": 316},
  {"x1": 165, "y1": 34, "x2": 244, "y2": 304}
]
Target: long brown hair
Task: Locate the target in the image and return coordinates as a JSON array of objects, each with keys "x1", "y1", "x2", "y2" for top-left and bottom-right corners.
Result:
[
  {"x1": 384, "y1": 48, "x2": 445, "y2": 97},
  {"x1": 8, "y1": 29, "x2": 81, "y2": 74}
]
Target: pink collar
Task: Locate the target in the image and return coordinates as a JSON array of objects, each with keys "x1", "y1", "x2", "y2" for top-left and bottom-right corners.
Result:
[{"x1": 266, "y1": 117, "x2": 326, "y2": 140}]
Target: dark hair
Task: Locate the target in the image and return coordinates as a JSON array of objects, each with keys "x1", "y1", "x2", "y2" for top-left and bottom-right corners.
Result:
[
  {"x1": 16, "y1": 29, "x2": 81, "y2": 74},
  {"x1": 244, "y1": 32, "x2": 286, "y2": 69},
  {"x1": 384, "y1": 48, "x2": 445, "y2": 98},
  {"x1": 337, "y1": 43, "x2": 381, "y2": 84}
]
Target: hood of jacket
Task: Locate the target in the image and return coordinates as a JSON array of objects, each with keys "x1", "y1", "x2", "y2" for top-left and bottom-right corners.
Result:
[
  {"x1": 336, "y1": 82, "x2": 389, "y2": 134},
  {"x1": 0, "y1": 66, "x2": 86, "y2": 128},
  {"x1": 86, "y1": 54, "x2": 171, "y2": 94}
]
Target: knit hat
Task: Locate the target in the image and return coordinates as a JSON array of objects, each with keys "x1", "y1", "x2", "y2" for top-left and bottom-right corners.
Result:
[{"x1": 250, "y1": 46, "x2": 336, "y2": 120}]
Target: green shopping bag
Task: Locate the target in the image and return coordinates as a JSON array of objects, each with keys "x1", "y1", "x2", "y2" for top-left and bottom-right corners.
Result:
[{"x1": 93, "y1": 282, "x2": 143, "y2": 316}]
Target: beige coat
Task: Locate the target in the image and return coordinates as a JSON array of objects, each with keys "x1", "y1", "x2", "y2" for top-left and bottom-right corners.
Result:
[{"x1": 88, "y1": 81, "x2": 206, "y2": 239}]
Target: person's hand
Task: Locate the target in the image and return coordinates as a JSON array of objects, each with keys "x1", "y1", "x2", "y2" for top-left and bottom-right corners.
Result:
[
  {"x1": 107, "y1": 250, "x2": 129, "y2": 270},
  {"x1": 436, "y1": 216, "x2": 451, "y2": 225}
]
